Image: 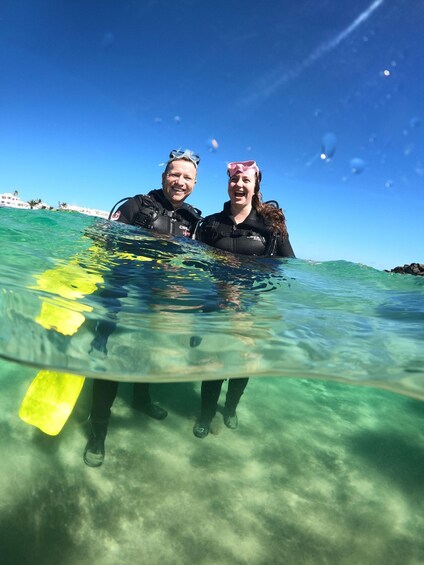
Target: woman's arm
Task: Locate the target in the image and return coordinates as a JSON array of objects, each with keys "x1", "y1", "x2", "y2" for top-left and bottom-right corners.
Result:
[{"x1": 276, "y1": 235, "x2": 296, "y2": 258}]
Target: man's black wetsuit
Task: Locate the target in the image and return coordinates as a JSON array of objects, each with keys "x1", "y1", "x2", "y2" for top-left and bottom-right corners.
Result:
[
  {"x1": 194, "y1": 201, "x2": 295, "y2": 428},
  {"x1": 114, "y1": 189, "x2": 201, "y2": 237},
  {"x1": 90, "y1": 189, "x2": 202, "y2": 426}
]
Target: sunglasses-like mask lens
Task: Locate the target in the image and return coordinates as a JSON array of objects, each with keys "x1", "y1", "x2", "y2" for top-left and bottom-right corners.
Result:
[{"x1": 169, "y1": 149, "x2": 200, "y2": 166}]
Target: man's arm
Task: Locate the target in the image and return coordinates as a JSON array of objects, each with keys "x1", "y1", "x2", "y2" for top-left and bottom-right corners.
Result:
[{"x1": 113, "y1": 197, "x2": 140, "y2": 224}]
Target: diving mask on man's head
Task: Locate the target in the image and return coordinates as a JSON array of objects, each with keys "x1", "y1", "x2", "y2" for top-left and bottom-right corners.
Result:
[
  {"x1": 168, "y1": 149, "x2": 200, "y2": 168},
  {"x1": 227, "y1": 160, "x2": 260, "y2": 177}
]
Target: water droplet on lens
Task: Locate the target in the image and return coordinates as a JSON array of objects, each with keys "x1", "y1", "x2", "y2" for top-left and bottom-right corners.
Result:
[
  {"x1": 404, "y1": 144, "x2": 414, "y2": 156},
  {"x1": 350, "y1": 158, "x2": 365, "y2": 174},
  {"x1": 207, "y1": 138, "x2": 219, "y2": 152},
  {"x1": 321, "y1": 132, "x2": 337, "y2": 161},
  {"x1": 410, "y1": 116, "x2": 421, "y2": 128},
  {"x1": 101, "y1": 32, "x2": 115, "y2": 48}
]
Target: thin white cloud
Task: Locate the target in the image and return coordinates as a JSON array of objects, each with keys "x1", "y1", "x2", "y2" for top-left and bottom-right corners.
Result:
[{"x1": 242, "y1": 0, "x2": 385, "y2": 105}]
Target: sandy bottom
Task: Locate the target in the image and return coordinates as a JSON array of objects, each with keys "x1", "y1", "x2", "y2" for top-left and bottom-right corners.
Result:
[{"x1": 1, "y1": 359, "x2": 424, "y2": 565}]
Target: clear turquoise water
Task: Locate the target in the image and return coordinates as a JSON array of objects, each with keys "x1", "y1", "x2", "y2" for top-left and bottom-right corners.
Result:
[
  {"x1": 1, "y1": 208, "x2": 423, "y2": 564},
  {"x1": 1, "y1": 208, "x2": 423, "y2": 397}
]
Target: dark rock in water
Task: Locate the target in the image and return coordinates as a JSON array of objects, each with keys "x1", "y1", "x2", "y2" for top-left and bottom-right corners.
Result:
[{"x1": 385, "y1": 263, "x2": 424, "y2": 276}]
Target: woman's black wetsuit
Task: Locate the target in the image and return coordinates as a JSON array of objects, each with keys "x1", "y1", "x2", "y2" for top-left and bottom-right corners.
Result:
[
  {"x1": 194, "y1": 201, "x2": 295, "y2": 425},
  {"x1": 196, "y1": 201, "x2": 295, "y2": 257}
]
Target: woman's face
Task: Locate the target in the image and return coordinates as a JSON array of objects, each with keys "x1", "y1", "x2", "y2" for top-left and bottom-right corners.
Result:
[{"x1": 228, "y1": 169, "x2": 256, "y2": 208}]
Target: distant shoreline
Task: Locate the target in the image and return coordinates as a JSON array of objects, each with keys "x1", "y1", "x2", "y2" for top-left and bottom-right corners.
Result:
[
  {"x1": 2, "y1": 199, "x2": 421, "y2": 274},
  {"x1": 0, "y1": 203, "x2": 109, "y2": 219},
  {"x1": 0, "y1": 191, "x2": 109, "y2": 219}
]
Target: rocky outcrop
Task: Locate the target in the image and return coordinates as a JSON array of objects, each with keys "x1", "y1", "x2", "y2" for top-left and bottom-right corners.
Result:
[{"x1": 385, "y1": 263, "x2": 424, "y2": 276}]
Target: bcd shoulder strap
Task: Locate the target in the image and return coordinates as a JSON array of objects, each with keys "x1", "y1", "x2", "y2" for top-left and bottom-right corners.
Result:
[
  {"x1": 181, "y1": 202, "x2": 202, "y2": 220},
  {"x1": 108, "y1": 197, "x2": 132, "y2": 220}
]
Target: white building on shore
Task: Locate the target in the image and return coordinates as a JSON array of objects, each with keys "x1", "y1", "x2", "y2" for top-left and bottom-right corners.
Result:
[
  {"x1": 0, "y1": 191, "x2": 31, "y2": 209},
  {"x1": 64, "y1": 204, "x2": 109, "y2": 219},
  {"x1": 1, "y1": 191, "x2": 109, "y2": 219}
]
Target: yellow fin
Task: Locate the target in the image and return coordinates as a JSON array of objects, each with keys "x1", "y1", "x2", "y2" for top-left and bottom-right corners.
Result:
[
  {"x1": 35, "y1": 301, "x2": 90, "y2": 335},
  {"x1": 19, "y1": 371, "x2": 85, "y2": 436},
  {"x1": 31, "y1": 260, "x2": 103, "y2": 334},
  {"x1": 32, "y1": 262, "x2": 104, "y2": 298},
  {"x1": 21, "y1": 242, "x2": 148, "y2": 434}
]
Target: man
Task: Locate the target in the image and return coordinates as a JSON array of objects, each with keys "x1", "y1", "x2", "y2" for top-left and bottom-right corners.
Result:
[{"x1": 84, "y1": 149, "x2": 201, "y2": 467}]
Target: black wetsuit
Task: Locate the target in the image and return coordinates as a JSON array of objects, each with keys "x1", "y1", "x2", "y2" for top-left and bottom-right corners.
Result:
[
  {"x1": 114, "y1": 189, "x2": 201, "y2": 238},
  {"x1": 90, "y1": 189, "x2": 201, "y2": 425},
  {"x1": 196, "y1": 201, "x2": 295, "y2": 257},
  {"x1": 195, "y1": 201, "x2": 295, "y2": 422}
]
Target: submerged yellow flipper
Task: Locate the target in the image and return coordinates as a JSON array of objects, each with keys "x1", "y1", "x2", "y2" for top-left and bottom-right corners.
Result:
[
  {"x1": 19, "y1": 242, "x2": 150, "y2": 434},
  {"x1": 19, "y1": 371, "x2": 85, "y2": 435},
  {"x1": 32, "y1": 261, "x2": 103, "y2": 333},
  {"x1": 20, "y1": 249, "x2": 106, "y2": 434}
]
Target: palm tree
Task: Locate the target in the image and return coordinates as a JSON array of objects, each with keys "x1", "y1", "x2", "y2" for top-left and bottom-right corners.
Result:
[
  {"x1": 27, "y1": 199, "x2": 37, "y2": 209},
  {"x1": 58, "y1": 201, "x2": 68, "y2": 209}
]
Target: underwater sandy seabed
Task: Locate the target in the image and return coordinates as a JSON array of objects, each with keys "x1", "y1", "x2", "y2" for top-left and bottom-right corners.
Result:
[{"x1": 1, "y1": 359, "x2": 424, "y2": 565}]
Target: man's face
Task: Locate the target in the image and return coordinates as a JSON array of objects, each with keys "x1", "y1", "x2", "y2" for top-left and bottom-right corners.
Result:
[{"x1": 162, "y1": 159, "x2": 197, "y2": 208}]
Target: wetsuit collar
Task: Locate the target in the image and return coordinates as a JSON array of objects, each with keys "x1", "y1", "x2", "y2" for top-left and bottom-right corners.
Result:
[
  {"x1": 223, "y1": 200, "x2": 260, "y2": 225},
  {"x1": 150, "y1": 189, "x2": 198, "y2": 217},
  {"x1": 150, "y1": 189, "x2": 177, "y2": 211}
]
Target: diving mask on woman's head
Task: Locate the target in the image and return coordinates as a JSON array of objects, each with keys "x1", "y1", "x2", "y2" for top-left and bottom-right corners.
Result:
[
  {"x1": 168, "y1": 149, "x2": 200, "y2": 168},
  {"x1": 227, "y1": 160, "x2": 260, "y2": 177}
]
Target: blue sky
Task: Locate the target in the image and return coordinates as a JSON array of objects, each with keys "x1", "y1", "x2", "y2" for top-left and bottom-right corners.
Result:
[{"x1": 1, "y1": 0, "x2": 423, "y2": 270}]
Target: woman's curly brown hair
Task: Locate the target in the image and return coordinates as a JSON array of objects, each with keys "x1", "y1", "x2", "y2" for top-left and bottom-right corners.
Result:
[{"x1": 252, "y1": 172, "x2": 289, "y2": 238}]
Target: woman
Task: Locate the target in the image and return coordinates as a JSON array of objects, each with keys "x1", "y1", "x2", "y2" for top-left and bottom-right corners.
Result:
[{"x1": 193, "y1": 160, "x2": 295, "y2": 439}]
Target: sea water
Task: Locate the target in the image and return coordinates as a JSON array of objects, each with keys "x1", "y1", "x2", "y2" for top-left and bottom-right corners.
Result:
[{"x1": 0, "y1": 208, "x2": 423, "y2": 564}]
